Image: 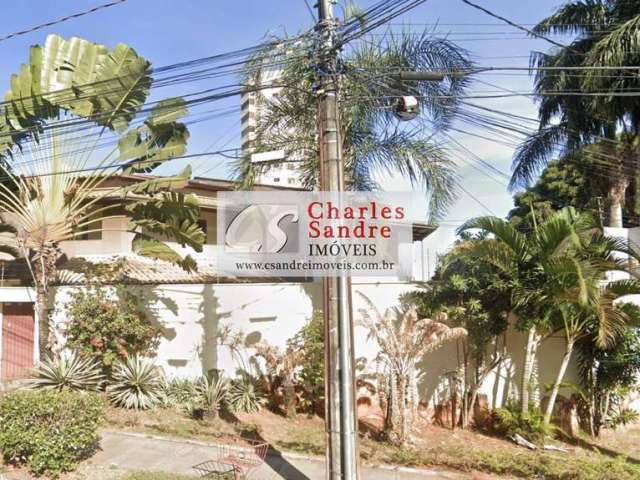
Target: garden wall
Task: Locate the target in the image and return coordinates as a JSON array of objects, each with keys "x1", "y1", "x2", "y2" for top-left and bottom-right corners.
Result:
[{"x1": 48, "y1": 280, "x2": 580, "y2": 412}]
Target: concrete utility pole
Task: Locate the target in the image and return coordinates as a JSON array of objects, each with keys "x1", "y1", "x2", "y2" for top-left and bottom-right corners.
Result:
[{"x1": 316, "y1": 1, "x2": 360, "y2": 479}]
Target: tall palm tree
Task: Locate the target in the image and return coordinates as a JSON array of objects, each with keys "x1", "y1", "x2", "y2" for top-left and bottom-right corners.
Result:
[
  {"x1": 539, "y1": 226, "x2": 640, "y2": 424},
  {"x1": 511, "y1": 1, "x2": 640, "y2": 227},
  {"x1": 0, "y1": 35, "x2": 205, "y2": 356},
  {"x1": 458, "y1": 207, "x2": 599, "y2": 413},
  {"x1": 238, "y1": 30, "x2": 472, "y2": 220}
]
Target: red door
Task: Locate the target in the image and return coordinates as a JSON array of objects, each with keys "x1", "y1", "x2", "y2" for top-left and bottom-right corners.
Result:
[{"x1": 1, "y1": 303, "x2": 35, "y2": 381}]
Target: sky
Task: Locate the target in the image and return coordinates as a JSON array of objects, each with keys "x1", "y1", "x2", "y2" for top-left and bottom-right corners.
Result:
[{"x1": 0, "y1": 0, "x2": 568, "y2": 268}]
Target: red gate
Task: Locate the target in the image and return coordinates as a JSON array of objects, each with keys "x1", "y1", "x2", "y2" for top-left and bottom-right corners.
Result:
[{"x1": 1, "y1": 302, "x2": 35, "y2": 381}]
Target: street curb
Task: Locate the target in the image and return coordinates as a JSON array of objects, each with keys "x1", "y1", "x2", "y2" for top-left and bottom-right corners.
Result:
[{"x1": 102, "y1": 430, "x2": 463, "y2": 479}]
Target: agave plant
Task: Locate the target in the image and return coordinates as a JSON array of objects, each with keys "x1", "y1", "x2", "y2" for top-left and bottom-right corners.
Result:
[
  {"x1": 197, "y1": 375, "x2": 229, "y2": 417},
  {"x1": 107, "y1": 356, "x2": 164, "y2": 410},
  {"x1": 160, "y1": 377, "x2": 199, "y2": 407},
  {"x1": 228, "y1": 373, "x2": 266, "y2": 414},
  {"x1": 29, "y1": 352, "x2": 104, "y2": 391}
]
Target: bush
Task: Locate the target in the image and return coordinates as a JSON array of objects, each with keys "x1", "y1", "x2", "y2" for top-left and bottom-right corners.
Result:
[
  {"x1": 492, "y1": 401, "x2": 555, "y2": 445},
  {"x1": 29, "y1": 353, "x2": 104, "y2": 391},
  {"x1": 608, "y1": 408, "x2": 639, "y2": 430},
  {"x1": 177, "y1": 375, "x2": 229, "y2": 420},
  {"x1": 229, "y1": 373, "x2": 266, "y2": 413},
  {"x1": 107, "y1": 356, "x2": 164, "y2": 410},
  {"x1": 0, "y1": 389, "x2": 104, "y2": 477},
  {"x1": 160, "y1": 377, "x2": 198, "y2": 407},
  {"x1": 288, "y1": 311, "x2": 324, "y2": 412},
  {"x1": 64, "y1": 285, "x2": 161, "y2": 374},
  {"x1": 196, "y1": 375, "x2": 229, "y2": 417}
]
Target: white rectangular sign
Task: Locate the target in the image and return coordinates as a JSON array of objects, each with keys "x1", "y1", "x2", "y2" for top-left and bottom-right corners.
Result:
[{"x1": 216, "y1": 191, "x2": 417, "y2": 277}]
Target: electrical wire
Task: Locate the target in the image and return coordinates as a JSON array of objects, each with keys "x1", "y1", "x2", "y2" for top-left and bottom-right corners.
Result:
[
  {"x1": 0, "y1": 0, "x2": 129, "y2": 44},
  {"x1": 459, "y1": 0, "x2": 574, "y2": 52}
]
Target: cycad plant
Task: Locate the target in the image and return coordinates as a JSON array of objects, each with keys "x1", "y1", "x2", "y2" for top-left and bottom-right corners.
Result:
[
  {"x1": 107, "y1": 356, "x2": 164, "y2": 410},
  {"x1": 29, "y1": 352, "x2": 104, "y2": 391},
  {"x1": 358, "y1": 294, "x2": 467, "y2": 446},
  {"x1": 228, "y1": 373, "x2": 267, "y2": 414},
  {"x1": 0, "y1": 34, "x2": 205, "y2": 357},
  {"x1": 196, "y1": 375, "x2": 229, "y2": 418}
]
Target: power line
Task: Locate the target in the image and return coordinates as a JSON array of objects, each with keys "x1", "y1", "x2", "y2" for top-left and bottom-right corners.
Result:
[
  {"x1": 459, "y1": 0, "x2": 573, "y2": 52},
  {"x1": 0, "y1": 0, "x2": 129, "y2": 44}
]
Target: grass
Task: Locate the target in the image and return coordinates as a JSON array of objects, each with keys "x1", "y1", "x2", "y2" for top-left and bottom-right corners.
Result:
[
  {"x1": 378, "y1": 445, "x2": 640, "y2": 480},
  {"x1": 104, "y1": 406, "x2": 640, "y2": 480}
]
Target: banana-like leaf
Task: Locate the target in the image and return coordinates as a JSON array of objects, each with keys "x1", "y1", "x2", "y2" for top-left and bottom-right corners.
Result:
[
  {"x1": 89, "y1": 43, "x2": 151, "y2": 132},
  {"x1": 128, "y1": 189, "x2": 204, "y2": 251},
  {"x1": 121, "y1": 166, "x2": 193, "y2": 196},
  {"x1": 131, "y1": 234, "x2": 198, "y2": 272},
  {"x1": 9, "y1": 34, "x2": 150, "y2": 132},
  {"x1": 128, "y1": 190, "x2": 200, "y2": 220},
  {"x1": 118, "y1": 98, "x2": 189, "y2": 174},
  {"x1": 146, "y1": 98, "x2": 188, "y2": 126}
]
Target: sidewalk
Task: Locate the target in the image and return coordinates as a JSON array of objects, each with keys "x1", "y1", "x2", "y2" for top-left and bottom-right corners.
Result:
[{"x1": 89, "y1": 430, "x2": 467, "y2": 479}]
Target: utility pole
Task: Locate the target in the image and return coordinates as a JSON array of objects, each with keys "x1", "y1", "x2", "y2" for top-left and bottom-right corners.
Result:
[{"x1": 316, "y1": 1, "x2": 360, "y2": 479}]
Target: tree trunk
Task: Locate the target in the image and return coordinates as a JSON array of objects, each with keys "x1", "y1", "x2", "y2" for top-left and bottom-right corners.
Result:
[
  {"x1": 543, "y1": 341, "x2": 574, "y2": 426},
  {"x1": 521, "y1": 327, "x2": 539, "y2": 414},
  {"x1": 32, "y1": 245, "x2": 61, "y2": 359},
  {"x1": 283, "y1": 375, "x2": 297, "y2": 419},
  {"x1": 399, "y1": 374, "x2": 409, "y2": 445},
  {"x1": 36, "y1": 283, "x2": 50, "y2": 359},
  {"x1": 608, "y1": 175, "x2": 628, "y2": 228}
]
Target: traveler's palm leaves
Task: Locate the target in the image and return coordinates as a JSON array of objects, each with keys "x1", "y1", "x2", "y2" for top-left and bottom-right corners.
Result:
[{"x1": 0, "y1": 34, "x2": 202, "y2": 271}]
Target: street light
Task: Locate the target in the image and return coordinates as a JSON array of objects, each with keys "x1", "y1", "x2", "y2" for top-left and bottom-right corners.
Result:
[{"x1": 389, "y1": 70, "x2": 451, "y2": 122}]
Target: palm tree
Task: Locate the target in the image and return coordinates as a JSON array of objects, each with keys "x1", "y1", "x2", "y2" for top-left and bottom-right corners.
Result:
[
  {"x1": 239, "y1": 30, "x2": 472, "y2": 220},
  {"x1": 540, "y1": 232, "x2": 640, "y2": 425},
  {"x1": 0, "y1": 35, "x2": 205, "y2": 356},
  {"x1": 458, "y1": 207, "x2": 598, "y2": 413},
  {"x1": 358, "y1": 294, "x2": 466, "y2": 446},
  {"x1": 511, "y1": 1, "x2": 640, "y2": 227}
]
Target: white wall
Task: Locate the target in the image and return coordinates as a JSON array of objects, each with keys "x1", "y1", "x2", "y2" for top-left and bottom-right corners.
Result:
[
  {"x1": 48, "y1": 279, "x2": 581, "y2": 410},
  {"x1": 51, "y1": 282, "x2": 322, "y2": 379}
]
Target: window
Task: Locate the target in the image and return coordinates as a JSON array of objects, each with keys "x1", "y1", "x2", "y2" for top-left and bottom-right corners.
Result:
[
  {"x1": 288, "y1": 178, "x2": 296, "y2": 185},
  {"x1": 198, "y1": 219, "x2": 207, "y2": 235},
  {"x1": 273, "y1": 177, "x2": 280, "y2": 183}
]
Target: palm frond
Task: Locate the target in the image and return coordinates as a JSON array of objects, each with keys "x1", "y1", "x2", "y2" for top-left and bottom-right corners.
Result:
[
  {"x1": 510, "y1": 125, "x2": 567, "y2": 190},
  {"x1": 533, "y1": 1, "x2": 609, "y2": 36}
]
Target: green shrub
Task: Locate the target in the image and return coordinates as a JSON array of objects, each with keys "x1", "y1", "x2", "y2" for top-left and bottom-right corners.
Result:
[
  {"x1": 64, "y1": 285, "x2": 161, "y2": 374},
  {"x1": 229, "y1": 373, "x2": 266, "y2": 413},
  {"x1": 608, "y1": 408, "x2": 639, "y2": 430},
  {"x1": 288, "y1": 311, "x2": 324, "y2": 412},
  {"x1": 492, "y1": 401, "x2": 554, "y2": 445},
  {"x1": 107, "y1": 356, "x2": 164, "y2": 410},
  {"x1": 29, "y1": 353, "x2": 104, "y2": 391},
  {"x1": 196, "y1": 375, "x2": 229, "y2": 416},
  {"x1": 160, "y1": 377, "x2": 198, "y2": 407},
  {"x1": 0, "y1": 389, "x2": 104, "y2": 477}
]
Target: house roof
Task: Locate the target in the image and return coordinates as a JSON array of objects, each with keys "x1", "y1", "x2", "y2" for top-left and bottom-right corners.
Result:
[{"x1": 0, "y1": 254, "x2": 302, "y2": 287}]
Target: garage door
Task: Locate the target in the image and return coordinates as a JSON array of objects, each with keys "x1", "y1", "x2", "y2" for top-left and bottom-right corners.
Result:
[{"x1": 1, "y1": 302, "x2": 35, "y2": 381}]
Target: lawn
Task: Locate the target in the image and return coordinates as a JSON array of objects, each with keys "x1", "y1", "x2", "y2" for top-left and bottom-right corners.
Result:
[{"x1": 102, "y1": 406, "x2": 640, "y2": 480}]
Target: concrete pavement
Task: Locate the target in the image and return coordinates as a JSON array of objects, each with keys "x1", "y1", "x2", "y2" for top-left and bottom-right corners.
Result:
[{"x1": 90, "y1": 430, "x2": 467, "y2": 479}]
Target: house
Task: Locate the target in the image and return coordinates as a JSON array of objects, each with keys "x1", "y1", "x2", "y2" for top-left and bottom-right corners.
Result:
[
  {"x1": 0, "y1": 175, "x2": 433, "y2": 381},
  {"x1": 0, "y1": 174, "x2": 616, "y2": 416}
]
